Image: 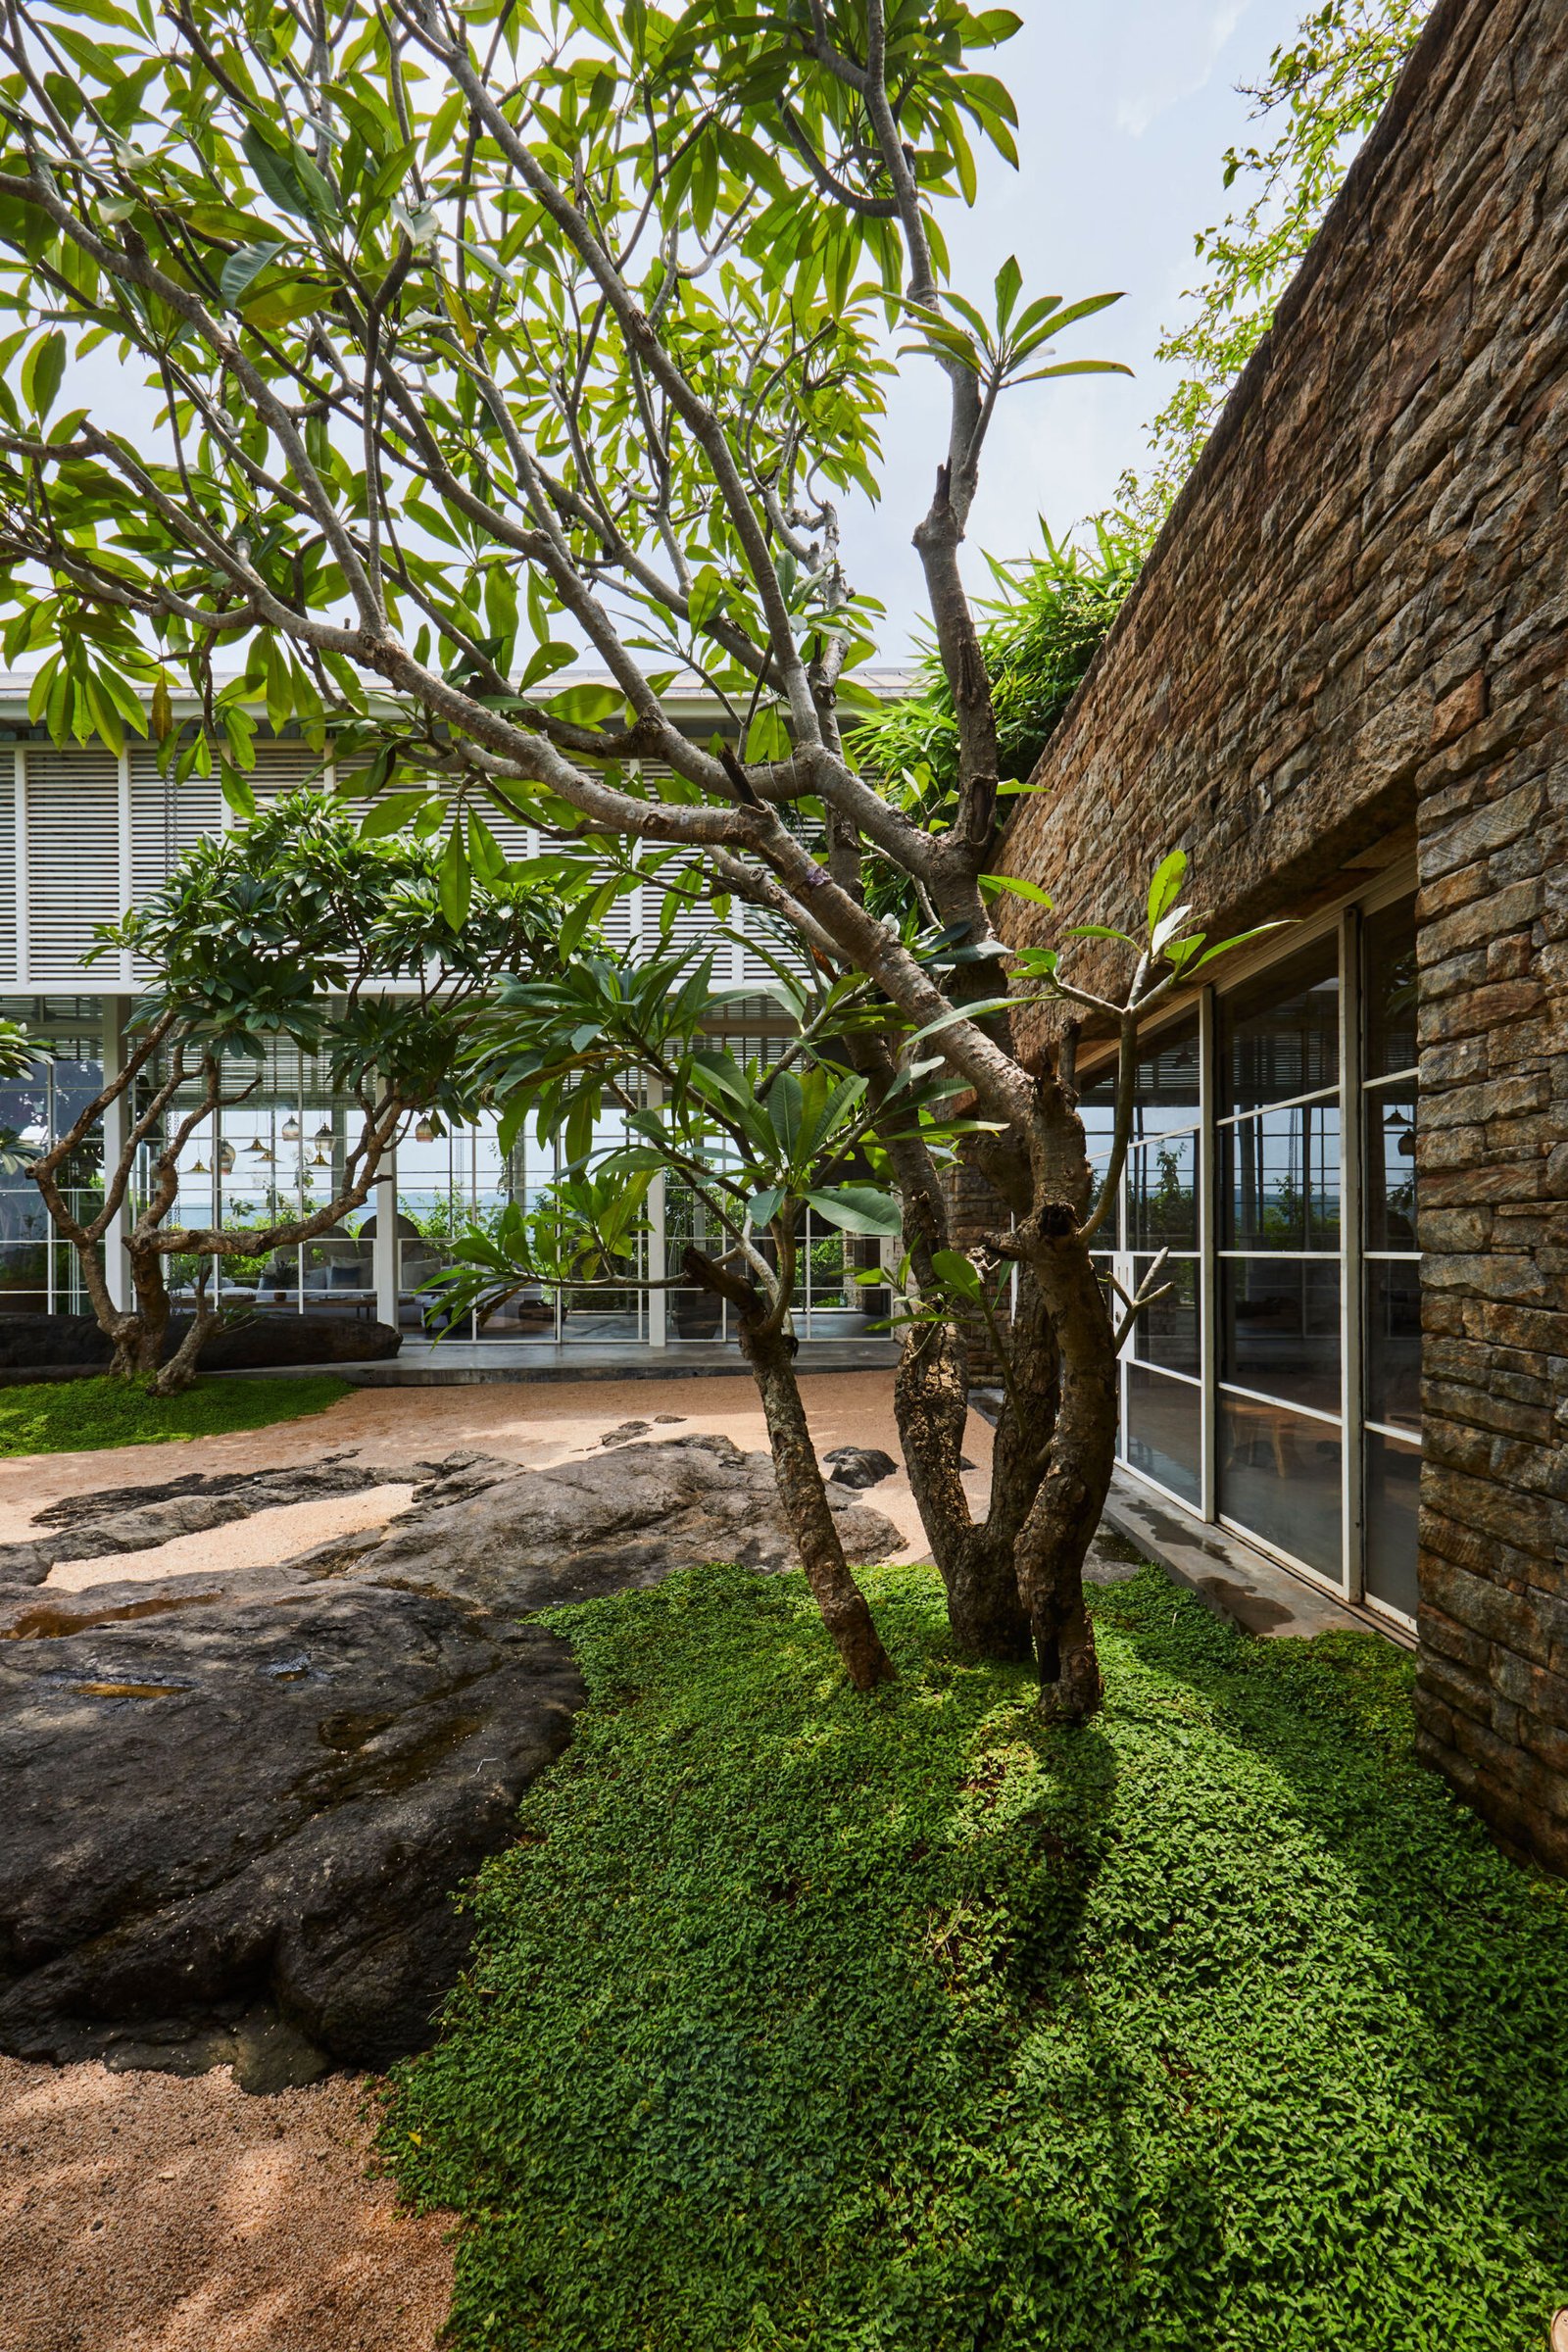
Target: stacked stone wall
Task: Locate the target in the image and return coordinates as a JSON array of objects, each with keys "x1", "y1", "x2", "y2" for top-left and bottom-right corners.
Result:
[{"x1": 998, "y1": 0, "x2": 1568, "y2": 1868}]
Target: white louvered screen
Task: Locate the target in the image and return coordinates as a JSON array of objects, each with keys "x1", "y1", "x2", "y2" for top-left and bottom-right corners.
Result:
[
  {"x1": 22, "y1": 748, "x2": 123, "y2": 983},
  {"x1": 250, "y1": 742, "x2": 330, "y2": 803},
  {"x1": 0, "y1": 757, "x2": 16, "y2": 987},
  {"x1": 129, "y1": 749, "x2": 224, "y2": 901}
]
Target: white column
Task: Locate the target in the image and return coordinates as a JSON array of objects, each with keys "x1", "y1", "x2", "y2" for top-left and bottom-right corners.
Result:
[
  {"x1": 14, "y1": 747, "x2": 27, "y2": 987},
  {"x1": 372, "y1": 1137, "x2": 399, "y2": 1330},
  {"x1": 646, "y1": 1076, "x2": 666, "y2": 1348},
  {"x1": 100, "y1": 997, "x2": 131, "y2": 1310}
]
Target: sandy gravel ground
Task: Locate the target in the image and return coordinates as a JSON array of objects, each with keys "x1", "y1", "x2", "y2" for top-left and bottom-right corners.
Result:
[
  {"x1": 6, "y1": 1367, "x2": 972, "y2": 2352},
  {"x1": 0, "y1": 1368, "x2": 991, "y2": 1570},
  {"x1": 2, "y1": 2057, "x2": 453, "y2": 2352}
]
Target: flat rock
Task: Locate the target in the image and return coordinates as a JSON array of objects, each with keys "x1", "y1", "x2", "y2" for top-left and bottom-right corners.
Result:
[
  {"x1": 0, "y1": 1579, "x2": 582, "y2": 2082},
  {"x1": 0, "y1": 1452, "x2": 454, "y2": 1590},
  {"x1": 0, "y1": 1432, "x2": 903, "y2": 2084},
  {"x1": 349, "y1": 1433, "x2": 903, "y2": 1612}
]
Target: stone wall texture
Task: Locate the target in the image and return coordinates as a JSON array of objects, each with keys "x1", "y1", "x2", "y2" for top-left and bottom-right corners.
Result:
[{"x1": 998, "y1": 0, "x2": 1568, "y2": 1869}]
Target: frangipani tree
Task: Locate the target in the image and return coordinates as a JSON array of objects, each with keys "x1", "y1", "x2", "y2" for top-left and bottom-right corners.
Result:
[
  {"x1": 24, "y1": 788, "x2": 559, "y2": 1390},
  {"x1": 436, "y1": 944, "x2": 971, "y2": 1689},
  {"x1": 0, "y1": 0, "x2": 1262, "y2": 1711}
]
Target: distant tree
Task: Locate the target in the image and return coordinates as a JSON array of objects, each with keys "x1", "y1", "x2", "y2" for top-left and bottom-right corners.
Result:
[
  {"x1": 24, "y1": 791, "x2": 558, "y2": 1392},
  {"x1": 847, "y1": 513, "x2": 1147, "y2": 886},
  {"x1": 1123, "y1": 0, "x2": 1434, "y2": 526}
]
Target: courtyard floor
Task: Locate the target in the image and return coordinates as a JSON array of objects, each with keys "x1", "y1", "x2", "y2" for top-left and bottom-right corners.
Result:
[{"x1": 1, "y1": 1370, "x2": 986, "y2": 2352}]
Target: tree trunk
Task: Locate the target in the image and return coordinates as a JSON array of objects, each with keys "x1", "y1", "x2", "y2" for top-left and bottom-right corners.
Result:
[
  {"x1": 680, "y1": 1246, "x2": 895, "y2": 1690},
  {"x1": 736, "y1": 1313, "x2": 897, "y2": 1690},
  {"x1": 125, "y1": 1240, "x2": 174, "y2": 1380},
  {"x1": 1010, "y1": 1229, "x2": 1114, "y2": 1723},
  {"x1": 894, "y1": 1309, "x2": 1034, "y2": 1659}
]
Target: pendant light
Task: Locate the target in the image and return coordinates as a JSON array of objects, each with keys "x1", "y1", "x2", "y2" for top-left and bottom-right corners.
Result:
[{"x1": 281, "y1": 1115, "x2": 301, "y2": 1143}]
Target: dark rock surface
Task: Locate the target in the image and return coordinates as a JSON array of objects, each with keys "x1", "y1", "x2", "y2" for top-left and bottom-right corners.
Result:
[
  {"x1": 0, "y1": 1450, "x2": 441, "y2": 1590},
  {"x1": 0, "y1": 1433, "x2": 903, "y2": 2084},
  {"x1": 0, "y1": 1580, "x2": 582, "y2": 2084},
  {"x1": 822, "y1": 1445, "x2": 899, "y2": 1490},
  {"x1": 352, "y1": 1434, "x2": 902, "y2": 1612},
  {"x1": 0, "y1": 1309, "x2": 398, "y2": 1375}
]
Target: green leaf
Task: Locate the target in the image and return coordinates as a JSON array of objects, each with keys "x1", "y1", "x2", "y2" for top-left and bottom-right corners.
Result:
[
  {"x1": 979, "y1": 872, "x2": 1053, "y2": 907},
  {"x1": 439, "y1": 825, "x2": 471, "y2": 926},
  {"x1": 21, "y1": 329, "x2": 66, "y2": 421},
  {"x1": 687, "y1": 564, "x2": 724, "y2": 630},
  {"x1": 242, "y1": 125, "x2": 314, "y2": 220},
  {"x1": 521, "y1": 640, "x2": 577, "y2": 690},
  {"x1": 994, "y1": 254, "x2": 1022, "y2": 329},
  {"x1": 220, "y1": 762, "x2": 256, "y2": 821},
  {"x1": 906, "y1": 996, "x2": 1014, "y2": 1048},
  {"x1": 930, "y1": 1247, "x2": 984, "y2": 1298},
  {"x1": 804, "y1": 1186, "x2": 903, "y2": 1239},
  {"x1": 220, "y1": 241, "x2": 285, "y2": 303},
  {"x1": 745, "y1": 706, "x2": 790, "y2": 764},
  {"x1": 747, "y1": 1187, "x2": 785, "y2": 1229},
  {"x1": 360, "y1": 790, "x2": 431, "y2": 838},
  {"x1": 1147, "y1": 850, "x2": 1189, "y2": 931}
]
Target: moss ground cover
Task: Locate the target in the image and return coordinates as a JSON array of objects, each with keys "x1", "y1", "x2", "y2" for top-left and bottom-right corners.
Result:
[
  {"x1": 0, "y1": 1372, "x2": 353, "y2": 1455},
  {"x1": 386, "y1": 1562, "x2": 1568, "y2": 2352}
]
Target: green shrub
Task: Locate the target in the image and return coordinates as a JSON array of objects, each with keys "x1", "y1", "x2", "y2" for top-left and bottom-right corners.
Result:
[
  {"x1": 386, "y1": 1562, "x2": 1568, "y2": 2352},
  {"x1": 0, "y1": 1371, "x2": 352, "y2": 1455}
]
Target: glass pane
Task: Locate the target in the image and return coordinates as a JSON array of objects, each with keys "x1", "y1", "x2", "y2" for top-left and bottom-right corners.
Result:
[
  {"x1": 1131, "y1": 1253, "x2": 1199, "y2": 1376},
  {"x1": 1366, "y1": 1260, "x2": 1421, "y2": 1431},
  {"x1": 1364, "y1": 894, "x2": 1418, "y2": 1079},
  {"x1": 1364, "y1": 1430, "x2": 1420, "y2": 1618},
  {"x1": 1126, "y1": 1363, "x2": 1200, "y2": 1505},
  {"x1": 1075, "y1": 1063, "x2": 1117, "y2": 1163},
  {"x1": 1220, "y1": 934, "x2": 1340, "y2": 1113},
  {"x1": 0, "y1": 1242, "x2": 49, "y2": 1313},
  {"x1": 1219, "y1": 1396, "x2": 1343, "y2": 1581},
  {"x1": 1222, "y1": 1102, "x2": 1341, "y2": 1249},
  {"x1": 1132, "y1": 1015, "x2": 1200, "y2": 1138},
  {"x1": 1364, "y1": 1091, "x2": 1417, "y2": 1249},
  {"x1": 1129, "y1": 1134, "x2": 1197, "y2": 1249},
  {"x1": 1221, "y1": 1259, "x2": 1342, "y2": 1414}
]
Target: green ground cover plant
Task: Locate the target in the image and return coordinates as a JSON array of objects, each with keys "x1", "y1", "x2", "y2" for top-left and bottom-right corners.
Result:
[
  {"x1": 387, "y1": 1562, "x2": 1568, "y2": 2352},
  {"x1": 0, "y1": 1372, "x2": 352, "y2": 1456}
]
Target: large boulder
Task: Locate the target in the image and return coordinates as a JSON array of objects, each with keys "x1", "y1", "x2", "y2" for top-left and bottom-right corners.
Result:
[
  {"x1": 0, "y1": 1434, "x2": 904, "y2": 2084},
  {"x1": 0, "y1": 1576, "x2": 582, "y2": 2085},
  {"x1": 0, "y1": 1309, "x2": 399, "y2": 1375},
  {"x1": 351, "y1": 1433, "x2": 903, "y2": 1612}
]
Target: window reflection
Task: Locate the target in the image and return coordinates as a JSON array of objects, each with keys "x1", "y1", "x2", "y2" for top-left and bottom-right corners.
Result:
[
  {"x1": 1364, "y1": 895, "x2": 1418, "y2": 1079},
  {"x1": 1221, "y1": 936, "x2": 1340, "y2": 1113},
  {"x1": 1220, "y1": 1259, "x2": 1341, "y2": 1414},
  {"x1": 1132, "y1": 1253, "x2": 1199, "y2": 1376},
  {"x1": 1366, "y1": 1260, "x2": 1421, "y2": 1430},
  {"x1": 1364, "y1": 1431, "x2": 1420, "y2": 1617},
  {"x1": 1222, "y1": 1102, "x2": 1342, "y2": 1249},
  {"x1": 1364, "y1": 1092, "x2": 1417, "y2": 1249},
  {"x1": 1127, "y1": 1363, "x2": 1200, "y2": 1505},
  {"x1": 1219, "y1": 1396, "x2": 1342, "y2": 1580},
  {"x1": 1132, "y1": 1015, "x2": 1200, "y2": 1136},
  {"x1": 1129, "y1": 1134, "x2": 1197, "y2": 1249}
]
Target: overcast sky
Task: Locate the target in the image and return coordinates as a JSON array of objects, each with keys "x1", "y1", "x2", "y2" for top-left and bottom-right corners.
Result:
[{"x1": 855, "y1": 0, "x2": 1310, "y2": 652}]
